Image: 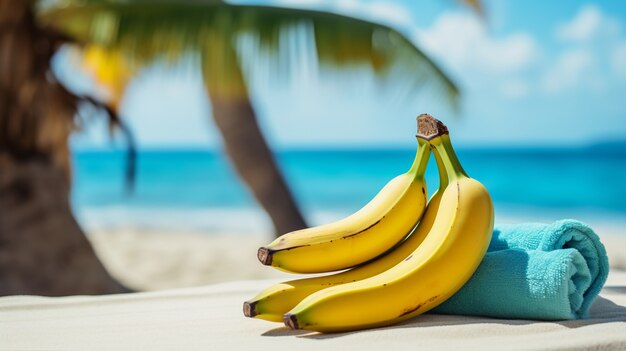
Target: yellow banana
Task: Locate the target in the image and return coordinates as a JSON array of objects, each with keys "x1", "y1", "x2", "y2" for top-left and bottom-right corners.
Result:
[
  {"x1": 244, "y1": 147, "x2": 448, "y2": 322},
  {"x1": 257, "y1": 140, "x2": 430, "y2": 273},
  {"x1": 282, "y1": 114, "x2": 494, "y2": 332}
]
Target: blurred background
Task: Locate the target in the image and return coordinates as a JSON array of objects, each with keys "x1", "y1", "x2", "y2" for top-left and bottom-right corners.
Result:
[{"x1": 1, "y1": 0, "x2": 625, "y2": 294}]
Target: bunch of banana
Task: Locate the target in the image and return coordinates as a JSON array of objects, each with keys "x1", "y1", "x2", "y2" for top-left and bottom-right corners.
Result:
[{"x1": 244, "y1": 114, "x2": 494, "y2": 332}]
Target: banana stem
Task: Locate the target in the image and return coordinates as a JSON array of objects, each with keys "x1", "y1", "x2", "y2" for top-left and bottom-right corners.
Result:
[
  {"x1": 431, "y1": 134, "x2": 467, "y2": 180},
  {"x1": 407, "y1": 139, "x2": 431, "y2": 178},
  {"x1": 415, "y1": 114, "x2": 467, "y2": 181},
  {"x1": 432, "y1": 146, "x2": 449, "y2": 189}
]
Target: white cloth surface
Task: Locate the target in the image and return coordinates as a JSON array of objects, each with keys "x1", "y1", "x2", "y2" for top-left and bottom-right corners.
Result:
[{"x1": 2, "y1": 272, "x2": 626, "y2": 351}]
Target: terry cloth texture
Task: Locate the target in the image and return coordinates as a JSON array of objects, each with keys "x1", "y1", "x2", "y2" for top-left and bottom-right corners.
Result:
[{"x1": 434, "y1": 220, "x2": 609, "y2": 320}]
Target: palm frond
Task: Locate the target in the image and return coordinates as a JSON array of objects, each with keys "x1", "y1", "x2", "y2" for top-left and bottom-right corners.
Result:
[{"x1": 37, "y1": 1, "x2": 458, "y2": 107}]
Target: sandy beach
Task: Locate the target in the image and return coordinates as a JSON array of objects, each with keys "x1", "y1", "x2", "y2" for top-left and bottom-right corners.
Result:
[
  {"x1": 88, "y1": 229, "x2": 294, "y2": 291},
  {"x1": 87, "y1": 223, "x2": 626, "y2": 292}
]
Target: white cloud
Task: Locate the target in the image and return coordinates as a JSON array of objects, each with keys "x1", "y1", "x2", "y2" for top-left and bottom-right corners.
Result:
[
  {"x1": 272, "y1": 0, "x2": 626, "y2": 98},
  {"x1": 415, "y1": 12, "x2": 537, "y2": 74},
  {"x1": 541, "y1": 49, "x2": 594, "y2": 93},
  {"x1": 556, "y1": 5, "x2": 620, "y2": 42},
  {"x1": 542, "y1": 5, "x2": 626, "y2": 93}
]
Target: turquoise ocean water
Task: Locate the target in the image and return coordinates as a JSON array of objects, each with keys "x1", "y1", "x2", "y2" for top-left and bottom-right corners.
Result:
[{"x1": 71, "y1": 147, "x2": 626, "y2": 232}]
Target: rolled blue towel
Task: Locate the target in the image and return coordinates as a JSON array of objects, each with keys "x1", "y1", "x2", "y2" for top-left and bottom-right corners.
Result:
[{"x1": 433, "y1": 220, "x2": 609, "y2": 320}]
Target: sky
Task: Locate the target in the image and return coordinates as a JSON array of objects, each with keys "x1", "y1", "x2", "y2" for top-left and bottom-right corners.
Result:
[{"x1": 62, "y1": 0, "x2": 626, "y2": 150}]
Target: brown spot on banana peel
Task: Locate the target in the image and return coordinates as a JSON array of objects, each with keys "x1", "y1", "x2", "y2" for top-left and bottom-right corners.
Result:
[
  {"x1": 399, "y1": 303, "x2": 424, "y2": 317},
  {"x1": 341, "y1": 218, "x2": 383, "y2": 239},
  {"x1": 399, "y1": 295, "x2": 440, "y2": 317},
  {"x1": 404, "y1": 254, "x2": 413, "y2": 261}
]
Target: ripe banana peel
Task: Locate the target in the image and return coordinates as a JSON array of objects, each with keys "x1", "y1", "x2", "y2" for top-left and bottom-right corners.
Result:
[
  {"x1": 257, "y1": 141, "x2": 430, "y2": 274},
  {"x1": 244, "y1": 114, "x2": 494, "y2": 333},
  {"x1": 243, "y1": 149, "x2": 448, "y2": 322}
]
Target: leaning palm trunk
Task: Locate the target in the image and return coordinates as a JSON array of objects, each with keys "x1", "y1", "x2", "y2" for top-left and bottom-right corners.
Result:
[
  {"x1": 209, "y1": 97, "x2": 307, "y2": 235},
  {"x1": 0, "y1": 0, "x2": 126, "y2": 296},
  {"x1": 204, "y1": 35, "x2": 306, "y2": 235}
]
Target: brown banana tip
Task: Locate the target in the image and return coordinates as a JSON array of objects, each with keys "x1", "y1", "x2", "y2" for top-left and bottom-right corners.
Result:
[
  {"x1": 257, "y1": 247, "x2": 273, "y2": 265},
  {"x1": 243, "y1": 301, "x2": 258, "y2": 318},
  {"x1": 416, "y1": 114, "x2": 449, "y2": 140},
  {"x1": 283, "y1": 313, "x2": 300, "y2": 330}
]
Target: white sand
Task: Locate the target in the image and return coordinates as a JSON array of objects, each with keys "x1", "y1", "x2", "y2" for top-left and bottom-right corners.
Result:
[
  {"x1": 88, "y1": 229, "x2": 293, "y2": 291},
  {"x1": 87, "y1": 223, "x2": 626, "y2": 291}
]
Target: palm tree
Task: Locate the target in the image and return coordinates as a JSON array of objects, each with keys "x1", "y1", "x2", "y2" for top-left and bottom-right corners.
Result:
[{"x1": 0, "y1": 0, "x2": 463, "y2": 295}]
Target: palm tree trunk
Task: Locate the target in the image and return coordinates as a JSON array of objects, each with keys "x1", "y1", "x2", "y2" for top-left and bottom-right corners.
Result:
[
  {"x1": 0, "y1": 157, "x2": 128, "y2": 295},
  {"x1": 203, "y1": 36, "x2": 307, "y2": 236},
  {"x1": 0, "y1": 0, "x2": 127, "y2": 296}
]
